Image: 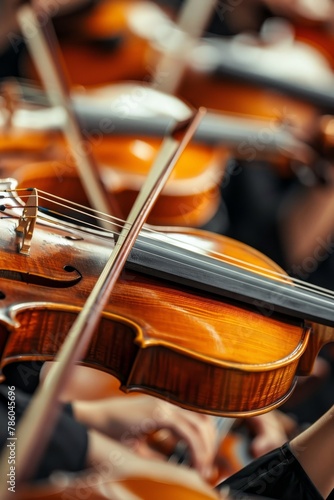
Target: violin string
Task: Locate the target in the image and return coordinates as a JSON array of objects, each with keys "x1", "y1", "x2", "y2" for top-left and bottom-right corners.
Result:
[
  {"x1": 20, "y1": 189, "x2": 126, "y2": 226},
  {"x1": 10, "y1": 188, "x2": 334, "y2": 304},
  {"x1": 3, "y1": 199, "x2": 118, "y2": 239},
  {"x1": 32, "y1": 192, "x2": 334, "y2": 302},
  {"x1": 37, "y1": 195, "x2": 124, "y2": 234},
  {"x1": 5, "y1": 189, "x2": 332, "y2": 303},
  {"x1": 9, "y1": 207, "x2": 334, "y2": 307},
  {"x1": 5, "y1": 189, "x2": 296, "y2": 271},
  {"x1": 4, "y1": 190, "x2": 124, "y2": 235},
  {"x1": 6, "y1": 187, "x2": 334, "y2": 304}
]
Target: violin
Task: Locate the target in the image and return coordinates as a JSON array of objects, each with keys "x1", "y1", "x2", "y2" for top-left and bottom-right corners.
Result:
[
  {"x1": 0, "y1": 3, "x2": 318, "y2": 498},
  {"x1": 0, "y1": 81, "x2": 229, "y2": 228},
  {"x1": 0, "y1": 80, "x2": 320, "y2": 230},
  {"x1": 261, "y1": 0, "x2": 334, "y2": 69},
  {"x1": 32, "y1": 0, "x2": 333, "y2": 159},
  {"x1": 1, "y1": 177, "x2": 334, "y2": 417},
  {"x1": 20, "y1": 0, "x2": 166, "y2": 86},
  {"x1": 5, "y1": 141, "x2": 224, "y2": 229},
  {"x1": 178, "y1": 22, "x2": 334, "y2": 144},
  {"x1": 22, "y1": 0, "x2": 334, "y2": 161},
  {"x1": 2, "y1": 175, "x2": 280, "y2": 498}
]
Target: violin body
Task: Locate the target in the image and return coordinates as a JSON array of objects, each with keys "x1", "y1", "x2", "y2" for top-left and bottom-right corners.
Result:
[
  {"x1": 21, "y1": 0, "x2": 334, "y2": 157},
  {"x1": 22, "y1": 0, "x2": 160, "y2": 86},
  {"x1": 11, "y1": 140, "x2": 226, "y2": 228},
  {"x1": 178, "y1": 68, "x2": 320, "y2": 137},
  {"x1": 21, "y1": 0, "x2": 334, "y2": 140},
  {"x1": 0, "y1": 79, "x2": 318, "y2": 233},
  {"x1": 0, "y1": 115, "x2": 227, "y2": 228},
  {"x1": 0, "y1": 180, "x2": 322, "y2": 417}
]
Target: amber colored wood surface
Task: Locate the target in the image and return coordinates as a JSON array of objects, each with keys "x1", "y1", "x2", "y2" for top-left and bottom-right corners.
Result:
[
  {"x1": 19, "y1": 0, "x2": 332, "y2": 156},
  {"x1": 11, "y1": 136, "x2": 227, "y2": 228},
  {"x1": 178, "y1": 70, "x2": 321, "y2": 140},
  {"x1": 22, "y1": 0, "x2": 153, "y2": 87},
  {"x1": 20, "y1": 0, "x2": 325, "y2": 148},
  {"x1": 1, "y1": 206, "x2": 328, "y2": 416},
  {"x1": 294, "y1": 25, "x2": 334, "y2": 70},
  {"x1": 0, "y1": 124, "x2": 228, "y2": 228}
]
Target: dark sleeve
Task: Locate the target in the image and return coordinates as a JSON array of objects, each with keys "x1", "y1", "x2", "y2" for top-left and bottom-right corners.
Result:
[
  {"x1": 3, "y1": 361, "x2": 44, "y2": 394},
  {"x1": 216, "y1": 442, "x2": 323, "y2": 500},
  {"x1": 0, "y1": 385, "x2": 88, "y2": 481}
]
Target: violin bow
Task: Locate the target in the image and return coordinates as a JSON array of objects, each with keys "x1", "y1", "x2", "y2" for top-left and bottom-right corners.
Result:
[
  {"x1": 152, "y1": 0, "x2": 218, "y2": 94},
  {"x1": 15, "y1": 1, "x2": 122, "y2": 230},
  {"x1": 0, "y1": 90, "x2": 206, "y2": 496}
]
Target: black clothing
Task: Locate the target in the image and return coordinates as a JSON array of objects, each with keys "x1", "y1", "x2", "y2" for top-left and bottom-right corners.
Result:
[
  {"x1": 0, "y1": 375, "x2": 324, "y2": 498},
  {"x1": 0, "y1": 361, "x2": 88, "y2": 480},
  {"x1": 219, "y1": 443, "x2": 322, "y2": 500},
  {"x1": 0, "y1": 384, "x2": 88, "y2": 480}
]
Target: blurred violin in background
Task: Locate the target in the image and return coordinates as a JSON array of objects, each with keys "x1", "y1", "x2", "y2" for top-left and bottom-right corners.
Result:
[
  {"x1": 17, "y1": 0, "x2": 334, "y2": 173},
  {"x1": 0, "y1": 76, "x2": 323, "y2": 231}
]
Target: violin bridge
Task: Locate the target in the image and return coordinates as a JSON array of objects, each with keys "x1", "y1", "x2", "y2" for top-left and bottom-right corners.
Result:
[{"x1": 15, "y1": 188, "x2": 38, "y2": 255}]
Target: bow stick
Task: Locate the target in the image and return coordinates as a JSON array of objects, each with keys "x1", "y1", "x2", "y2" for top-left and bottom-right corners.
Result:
[
  {"x1": 0, "y1": 96, "x2": 206, "y2": 496},
  {"x1": 16, "y1": 2, "x2": 122, "y2": 229},
  {"x1": 152, "y1": 0, "x2": 218, "y2": 94}
]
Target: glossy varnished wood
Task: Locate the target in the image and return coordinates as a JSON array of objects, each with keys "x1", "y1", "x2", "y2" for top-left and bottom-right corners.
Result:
[
  {"x1": 0, "y1": 212, "x2": 328, "y2": 416},
  {"x1": 4, "y1": 134, "x2": 227, "y2": 228}
]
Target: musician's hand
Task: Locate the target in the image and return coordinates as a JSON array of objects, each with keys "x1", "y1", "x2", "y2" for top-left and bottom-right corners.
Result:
[
  {"x1": 86, "y1": 428, "x2": 220, "y2": 499},
  {"x1": 73, "y1": 395, "x2": 217, "y2": 480},
  {"x1": 245, "y1": 410, "x2": 297, "y2": 457}
]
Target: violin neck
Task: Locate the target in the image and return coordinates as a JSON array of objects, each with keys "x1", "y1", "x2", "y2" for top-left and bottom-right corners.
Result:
[
  {"x1": 74, "y1": 102, "x2": 310, "y2": 164},
  {"x1": 209, "y1": 38, "x2": 334, "y2": 112},
  {"x1": 16, "y1": 81, "x2": 308, "y2": 162},
  {"x1": 127, "y1": 233, "x2": 334, "y2": 328}
]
